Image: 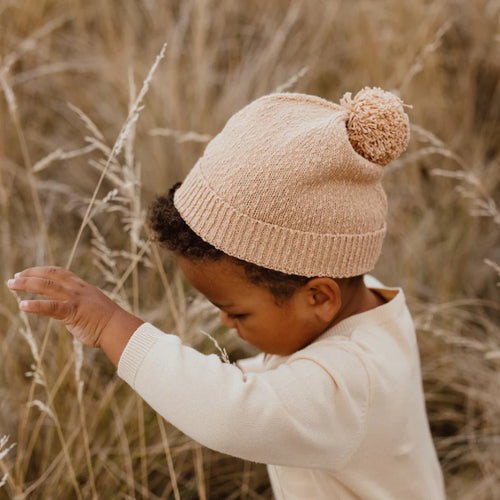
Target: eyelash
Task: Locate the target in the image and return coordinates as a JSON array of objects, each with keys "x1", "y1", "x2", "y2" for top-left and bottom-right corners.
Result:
[{"x1": 227, "y1": 313, "x2": 247, "y2": 320}]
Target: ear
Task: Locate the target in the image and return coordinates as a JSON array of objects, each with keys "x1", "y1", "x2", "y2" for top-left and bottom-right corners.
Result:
[{"x1": 303, "y1": 277, "x2": 342, "y2": 324}]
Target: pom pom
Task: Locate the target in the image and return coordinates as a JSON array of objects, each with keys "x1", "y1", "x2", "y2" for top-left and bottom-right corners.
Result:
[{"x1": 340, "y1": 87, "x2": 410, "y2": 166}]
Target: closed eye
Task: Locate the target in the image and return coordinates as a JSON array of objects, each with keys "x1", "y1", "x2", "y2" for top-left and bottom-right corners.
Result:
[{"x1": 227, "y1": 313, "x2": 247, "y2": 320}]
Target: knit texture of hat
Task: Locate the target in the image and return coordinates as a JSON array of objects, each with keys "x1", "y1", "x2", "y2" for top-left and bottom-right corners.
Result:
[{"x1": 174, "y1": 87, "x2": 410, "y2": 278}]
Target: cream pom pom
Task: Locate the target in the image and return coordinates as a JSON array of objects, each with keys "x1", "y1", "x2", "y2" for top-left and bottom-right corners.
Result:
[{"x1": 340, "y1": 87, "x2": 410, "y2": 166}]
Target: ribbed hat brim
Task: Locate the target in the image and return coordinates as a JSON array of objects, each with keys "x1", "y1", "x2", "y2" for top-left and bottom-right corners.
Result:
[{"x1": 174, "y1": 167, "x2": 386, "y2": 278}]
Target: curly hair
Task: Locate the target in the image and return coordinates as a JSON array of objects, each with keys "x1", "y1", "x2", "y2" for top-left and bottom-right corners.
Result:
[{"x1": 148, "y1": 183, "x2": 311, "y2": 301}]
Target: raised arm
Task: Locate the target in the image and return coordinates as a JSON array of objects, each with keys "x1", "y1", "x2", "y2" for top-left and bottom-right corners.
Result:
[
  {"x1": 117, "y1": 323, "x2": 370, "y2": 468},
  {"x1": 8, "y1": 267, "x2": 369, "y2": 468}
]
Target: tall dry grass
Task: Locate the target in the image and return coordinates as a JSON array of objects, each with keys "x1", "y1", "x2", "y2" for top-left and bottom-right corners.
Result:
[{"x1": 0, "y1": 0, "x2": 499, "y2": 498}]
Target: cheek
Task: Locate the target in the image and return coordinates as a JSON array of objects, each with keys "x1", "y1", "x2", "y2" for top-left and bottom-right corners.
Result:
[
  {"x1": 236, "y1": 317, "x2": 265, "y2": 341},
  {"x1": 243, "y1": 312, "x2": 284, "y2": 339}
]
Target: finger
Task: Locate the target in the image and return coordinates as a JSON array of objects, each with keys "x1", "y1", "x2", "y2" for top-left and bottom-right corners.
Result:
[
  {"x1": 14, "y1": 266, "x2": 74, "y2": 281},
  {"x1": 19, "y1": 299, "x2": 73, "y2": 321},
  {"x1": 8, "y1": 276, "x2": 69, "y2": 300}
]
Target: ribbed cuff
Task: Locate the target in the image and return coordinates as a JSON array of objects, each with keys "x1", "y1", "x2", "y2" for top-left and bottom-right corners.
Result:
[
  {"x1": 175, "y1": 168, "x2": 386, "y2": 278},
  {"x1": 117, "y1": 323, "x2": 163, "y2": 388}
]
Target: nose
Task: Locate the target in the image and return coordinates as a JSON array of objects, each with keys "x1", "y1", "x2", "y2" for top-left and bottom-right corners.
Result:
[{"x1": 220, "y1": 311, "x2": 237, "y2": 329}]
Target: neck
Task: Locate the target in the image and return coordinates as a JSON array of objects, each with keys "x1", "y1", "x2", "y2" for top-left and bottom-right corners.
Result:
[{"x1": 330, "y1": 279, "x2": 384, "y2": 328}]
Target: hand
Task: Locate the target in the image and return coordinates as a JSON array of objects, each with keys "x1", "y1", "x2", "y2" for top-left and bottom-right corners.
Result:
[{"x1": 7, "y1": 266, "x2": 142, "y2": 350}]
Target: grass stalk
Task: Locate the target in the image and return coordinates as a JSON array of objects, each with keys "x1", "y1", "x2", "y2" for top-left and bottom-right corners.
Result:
[
  {"x1": 157, "y1": 415, "x2": 181, "y2": 500},
  {"x1": 0, "y1": 73, "x2": 53, "y2": 264},
  {"x1": 193, "y1": 444, "x2": 207, "y2": 500}
]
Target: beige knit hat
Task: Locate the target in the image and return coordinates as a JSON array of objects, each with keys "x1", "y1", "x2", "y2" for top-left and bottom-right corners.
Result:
[{"x1": 174, "y1": 87, "x2": 410, "y2": 278}]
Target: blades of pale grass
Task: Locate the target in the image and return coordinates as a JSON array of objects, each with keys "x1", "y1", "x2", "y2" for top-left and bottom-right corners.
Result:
[
  {"x1": 193, "y1": 444, "x2": 207, "y2": 500},
  {"x1": 124, "y1": 75, "x2": 150, "y2": 499},
  {"x1": 73, "y1": 339, "x2": 98, "y2": 500},
  {"x1": 274, "y1": 65, "x2": 309, "y2": 93},
  {"x1": 411, "y1": 124, "x2": 445, "y2": 148},
  {"x1": 12, "y1": 313, "x2": 95, "y2": 500},
  {"x1": 199, "y1": 330, "x2": 231, "y2": 364},
  {"x1": 78, "y1": 380, "x2": 135, "y2": 492},
  {"x1": 67, "y1": 102, "x2": 105, "y2": 141},
  {"x1": 484, "y1": 259, "x2": 500, "y2": 286},
  {"x1": 111, "y1": 243, "x2": 149, "y2": 298},
  {"x1": 65, "y1": 140, "x2": 125, "y2": 269},
  {"x1": 65, "y1": 42, "x2": 166, "y2": 270},
  {"x1": 23, "y1": 391, "x2": 83, "y2": 500},
  {"x1": 256, "y1": 2, "x2": 302, "y2": 86},
  {"x1": 57, "y1": 44, "x2": 165, "y2": 500},
  {"x1": 156, "y1": 415, "x2": 181, "y2": 500},
  {"x1": 398, "y1": 20, "x2": 452, "y2": 93},
  {"x1": 85, "y1": 136, "x2": 113, "y2": 156},
  {"x1": 148, "y1": 128, "x2": 212, "y2": 143},
  {"x1": 96, "y1": 450, "x2": 164, "y2": 500},
  {"x1": 14, "y1": 321, "x2": 50, "y2": 491},
  {"x1": 10, "y1": 305, "x2": 57, "y2": 493},
  {"x1": 125, "y1": 66, "x2": 137, "y2": 178},
  {"x1": 174, "y1": 271, "x2": 188, "y2": 340},
  {"x1": 151, "y1": 243, "x2": 182, "y2": 336},
  {"x1": 389, "y1": 138, "x2": 499, "y2": 228},
  {"x1": 136, "y1": 395, "x2": 149, "y2": 500},
  {"x1": 23, "y1": 357, "x2": 72, "y2": 483},
  {"x1": 0, "y1": 72, "x2": 52, "y2": 263},
  {"x1": 1, "y1": 69, "x2": 65, "y2": 495},
  {"x1": 32, "y1": 143, "x2": 99, "y2": 173},
  {"x1": 111, "y1": 399, "x2": 137, "y2": 500},
  {"x1": 9, "y1": 60, "x2": 95, "y2": 87},
  {"x1": 246, "y1": 489, "x2": 272, "y2": 500},
  {"x1": 240, "y1": 460, "x2": 251, "y2": 500},
  {"x1": 0, "y1": 149, "x2": 13, "y2": 279},
  {"x1": 87, "y1": 378, "x2": 124, "y2": 437},
  {"x1": 17, "y1": 424, "x2": 89, "y2": 499},
  {"x1": 0, "y1": 436, "x2": 17, "y2": 497},
  {"x1": 124, "y1": 66, "x2": 141, "y2": 314},
  {"x1": 1, "y1": 15, "x2": 70, "y2": 73}
]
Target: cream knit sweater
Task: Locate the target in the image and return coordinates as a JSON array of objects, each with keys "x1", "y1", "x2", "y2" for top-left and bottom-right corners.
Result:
[{"x1": 117, "y1": 283, "x2": 446, "y2": 499}]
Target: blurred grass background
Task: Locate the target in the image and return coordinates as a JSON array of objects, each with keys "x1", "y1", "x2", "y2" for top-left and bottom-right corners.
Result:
[{"x1": 0, "y1": 0, "x2": 499, "y2": 498}]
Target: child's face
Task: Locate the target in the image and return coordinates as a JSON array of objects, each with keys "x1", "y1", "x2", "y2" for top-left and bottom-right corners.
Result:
[{"x1": 177, "y1": 256, "x2": 328, "y2": 355}]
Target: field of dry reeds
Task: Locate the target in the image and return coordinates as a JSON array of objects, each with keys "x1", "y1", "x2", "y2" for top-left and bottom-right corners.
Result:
[{"x1": 0, "y1": 0, "x2": 499, "y2": 498}]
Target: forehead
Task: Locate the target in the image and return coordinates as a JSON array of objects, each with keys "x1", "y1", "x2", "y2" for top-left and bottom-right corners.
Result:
[{"x1": 177, "y1": 256, "x2": 269, "y2": 306}]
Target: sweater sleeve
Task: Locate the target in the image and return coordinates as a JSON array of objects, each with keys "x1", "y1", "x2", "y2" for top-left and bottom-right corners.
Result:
[{"x1": 117, "y1": 322, "x2": 370, "y2": 469}]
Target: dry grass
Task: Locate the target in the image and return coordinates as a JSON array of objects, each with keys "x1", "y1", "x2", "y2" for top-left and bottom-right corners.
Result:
[{"x1": 0, "y1": 0, "x2": 499, "y2": 498}]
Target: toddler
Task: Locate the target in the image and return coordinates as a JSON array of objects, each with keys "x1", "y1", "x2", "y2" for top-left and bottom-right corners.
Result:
[{"x1": 8, "y1": 87, "x2": 446, "y2": 499}]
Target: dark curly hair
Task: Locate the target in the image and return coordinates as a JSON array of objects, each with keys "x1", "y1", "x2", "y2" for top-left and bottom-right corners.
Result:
[{"x1": 148, "y1": 183, "x2": 311, "y2": 301}]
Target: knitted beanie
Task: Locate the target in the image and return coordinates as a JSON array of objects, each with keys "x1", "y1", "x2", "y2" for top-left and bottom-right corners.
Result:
[{"x1": 174, "y1": 87, "x2": 410, "y2": 278}]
